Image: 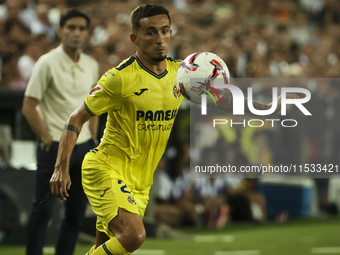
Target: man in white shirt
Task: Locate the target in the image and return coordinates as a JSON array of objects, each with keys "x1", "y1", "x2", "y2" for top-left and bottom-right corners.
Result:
[{"x1": 22, "y1": 9, "x2": 99, "y2": 255}]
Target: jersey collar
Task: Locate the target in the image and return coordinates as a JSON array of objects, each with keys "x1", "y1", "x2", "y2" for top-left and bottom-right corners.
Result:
[
  {"x1": 135, "y1": 55, "x2": 168, "y2": 79},
  {"x1": 58, "y1": 44, "x2": 86, "y2": 72}
]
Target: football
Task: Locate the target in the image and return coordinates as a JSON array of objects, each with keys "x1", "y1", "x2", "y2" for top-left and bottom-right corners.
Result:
[{"x1": 177, "y1": 52, "x2": 230, "y2": 104}]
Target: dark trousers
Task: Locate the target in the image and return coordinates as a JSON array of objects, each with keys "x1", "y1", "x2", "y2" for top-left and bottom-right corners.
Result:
[{"x1": 26, "y1": 139, "x2": 95, "y2": 255}]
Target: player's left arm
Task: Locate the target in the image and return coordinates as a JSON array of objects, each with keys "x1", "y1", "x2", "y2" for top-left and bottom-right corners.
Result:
[{"x1": 216, "y1": 90, "x2": 300, "y2": 113}]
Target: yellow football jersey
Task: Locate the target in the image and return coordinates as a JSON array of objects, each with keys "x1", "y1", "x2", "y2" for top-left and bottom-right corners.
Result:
[{"x1": 84, "y1": 56, "x2": 183, "y2": 193}]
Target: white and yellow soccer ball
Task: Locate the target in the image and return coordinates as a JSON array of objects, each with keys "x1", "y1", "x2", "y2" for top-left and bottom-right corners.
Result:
[{"x1": 177, "y1": 52, "x2": 230, "y2": 105}]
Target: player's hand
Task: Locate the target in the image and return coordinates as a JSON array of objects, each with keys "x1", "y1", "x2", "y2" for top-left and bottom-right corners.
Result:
[{"x1": 49, "y1": 168, "x2": 71, "y2": 201}]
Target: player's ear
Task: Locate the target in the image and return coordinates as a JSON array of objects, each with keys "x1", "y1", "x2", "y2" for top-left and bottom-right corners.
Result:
[{"x1": 130, "y1": 33, "x2": 137, "y2": 45}]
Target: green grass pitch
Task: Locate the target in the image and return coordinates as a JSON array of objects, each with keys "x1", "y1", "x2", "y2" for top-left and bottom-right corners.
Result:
[{"x1": 1, "y1": 217, "x2": 340, "y2": 255}]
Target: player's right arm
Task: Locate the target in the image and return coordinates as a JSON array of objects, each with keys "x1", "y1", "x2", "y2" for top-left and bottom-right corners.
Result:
[
  {"x1": 50, "y1": 68, "x2": 123, "y2": 201},
  {"x1": 49, "y1": 103, "x2": 93, "y2": 201}
]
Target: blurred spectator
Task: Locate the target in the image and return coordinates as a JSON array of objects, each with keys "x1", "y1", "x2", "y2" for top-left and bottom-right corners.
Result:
[
  {"x1": 0, "y1": 124, "x2": 12, "y2": 167},
  {"x1": 1, "y1": 52, "x2": 26, "y2": 89},
  {"x1": 220, "y1": 144, "x2": 267, "y2": 222},
  {"x1": 29, "y1": 3, "x2": 57, "y2": 41},
  {"x1": 155, "y1": 155, "x2": 190, "y2": 227},
  {"x1": 17, "y1": 41, "x2": 42, "y2": 82},
  {"x1": 4, "y1": 18, "x2": 31, "y2": 51},
  {"x1": 155, "y1": 143, "x2": 199, "y2": 228},
  {"x1": 191, "y1": 148, "x2": 229, "y2": 229},
  {"x1": 0, "y1": 0, "x2": 339, "y2": 88},
  {"x1": 0, "y1": 0, "x2": 24, "y2": 22}
]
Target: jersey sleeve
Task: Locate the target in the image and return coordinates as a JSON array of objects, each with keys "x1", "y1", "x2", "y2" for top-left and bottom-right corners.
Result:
[
  {"x1": 24, "y1": 57, "x2": 51, "y2": 100},
  {"x1": 84, "y1": 69, "x2": 123, "y2": 116}
]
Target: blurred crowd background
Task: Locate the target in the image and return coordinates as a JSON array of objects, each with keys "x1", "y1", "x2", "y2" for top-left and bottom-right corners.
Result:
[
  {"x1": 1, "y1": 0, "x2": 340, "y2": 89},
  {"x1": 1, "y1": 0, "x2": 340, "y2": 240}
]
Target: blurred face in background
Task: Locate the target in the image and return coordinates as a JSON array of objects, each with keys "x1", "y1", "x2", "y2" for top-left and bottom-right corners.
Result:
[
  {"x1": 6, "y1": 0, "x2": 22, "y2": 20},
  {"x1": 58, "y1": 17, "x2": 89, "y2": 51},
  {"x1": 36, "y1": 4, "x2": 49, "y2": 24}
]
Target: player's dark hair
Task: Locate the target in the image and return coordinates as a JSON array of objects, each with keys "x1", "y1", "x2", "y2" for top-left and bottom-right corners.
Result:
[
  {"x1": 131, "y1": 4, "x2": 171, "y2": 32},
  {"x1": 59, "y1": 9, "x2": 90, "y2": 28}
]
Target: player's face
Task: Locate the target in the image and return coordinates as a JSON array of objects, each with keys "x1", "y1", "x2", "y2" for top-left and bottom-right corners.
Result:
[
  {"x1": 134, "y1": 14, "x2": 172, "y2": 62},
  {"x1": 58, "y1": 17, "x2": 88, "y2": 50}
]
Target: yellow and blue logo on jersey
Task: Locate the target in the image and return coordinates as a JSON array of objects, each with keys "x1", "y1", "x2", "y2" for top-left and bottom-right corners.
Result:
[
  {"x1": 173, "y1": 84, "x2": 181, "y2": 99},
  {"x1": 127, "y1": 196, "x2": 137, "y2": 205}
]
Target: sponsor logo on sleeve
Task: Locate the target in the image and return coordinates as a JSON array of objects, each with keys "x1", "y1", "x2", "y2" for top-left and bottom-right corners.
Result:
[{"x1": 89, "y1": 84, "x2": 103, "y2": 96}]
